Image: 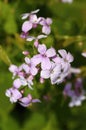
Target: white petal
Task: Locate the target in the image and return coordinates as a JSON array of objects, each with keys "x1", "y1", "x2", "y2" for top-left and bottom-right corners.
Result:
[
  {"x1": 37, "y1": 35, "x2": 47, "y2": 39},
  {"x1": 41, "y1": 70, "x2": 50, "y2": 79},
  {"x1": 46, "y1": 48, "x2": 56, "y2": 57},
  {"x1": 26, "y1": 36, "x2": 35, "y2": 41},
  {"x1": 38, "y1": 44, "x2": 46, "y2": 54}
]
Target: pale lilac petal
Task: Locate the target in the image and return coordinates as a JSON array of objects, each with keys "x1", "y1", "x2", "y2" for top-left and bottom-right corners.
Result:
[
  {"x1": 32, "y1": 99, "x2": 41, "y2": 103},
  {"x1": 22, "y1": 63, "x2": 30, "y2": 73},
  {"x1": 22, "y1": 21, "x2": 32, "y2": 33},
  {"x1": 40, "y1": 18, "x2": 46, "y2": 25},
  {"x1": 41, "y1": 57, "x2": 51, "y2": 70},
  {"x1": 30, "y1": 66, "x2": 38, "y2": 76},
  {"x1": 46, "y1": 18, "x2": 52, "y2": 25},
  {"x1": 41, "y1": 70, "x2": 50, "y2": 79},
  {"x1": 25, "y1": 57, "x2": 30, "y2": 64},
  {"x1": 13, "y1": 79, "x2": 21, "y2": 88},
  {"x1": 38, "y1": 44, "x2": 47, "y2": 54},
  {"x1": 66, "y1": 52, "x2": 74, "y2": 62},
  {"x1": 9, "y1": 64, "x2": 17, "y2": 73},
  {"x1": 63, "y1": 83, "x2": 72, "y2": 96},
  {"x1": 13, "y1": 89, "x2": 22, "y2": 100},
  {"x1": 46, "y1": 48, "x2": 56, "y2": 57},
  {"x1": 30, "y1": 15, "x2": 38, "y2": 23},
  {"x1": 42, "y1": 26, "x2": 51, "y2": 35},
  {"x1": 31, "y1": 54, "x2": 42, "y2": 66},
  {"x1": 58, "y1": 49, "x2": 67, "y2": 59}
]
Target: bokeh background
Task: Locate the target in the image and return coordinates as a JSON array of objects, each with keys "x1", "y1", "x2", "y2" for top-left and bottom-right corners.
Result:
[{"x1": 0, "y1": 0, "x2": 86, "y2": 130}]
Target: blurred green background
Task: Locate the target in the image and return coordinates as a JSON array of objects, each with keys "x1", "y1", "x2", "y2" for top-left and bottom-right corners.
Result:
[{"x1": 0, "y1": 0, "x2": 86, "y2": 130}]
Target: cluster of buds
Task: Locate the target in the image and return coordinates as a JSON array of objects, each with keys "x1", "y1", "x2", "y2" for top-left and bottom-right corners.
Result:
[{"x1": 6, "y1": 9, "x2": 75, "y2": 107}]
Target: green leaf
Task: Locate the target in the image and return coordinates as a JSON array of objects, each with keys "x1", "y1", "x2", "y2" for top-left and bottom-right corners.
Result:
[
  {"x1": 22, "y1": 112, "x2": 46, "y2": 130},
  {"x1": 0, "y1": 45, "x2": 11, "y2": 66},
  {"x1": 4, "y1": 14, "x2": 17, "y2": 34}
]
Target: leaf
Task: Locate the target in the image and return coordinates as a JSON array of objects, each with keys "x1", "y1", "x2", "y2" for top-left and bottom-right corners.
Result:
[
  {"x1": 0, "y1": 45, "x2": 11, "y2": 66},
  {"x1": 4, "y1": 14, "x2": 17, "y2": 34},
  {"x1": 22, "y1": 112, "x2": 46, "y2": 130}
]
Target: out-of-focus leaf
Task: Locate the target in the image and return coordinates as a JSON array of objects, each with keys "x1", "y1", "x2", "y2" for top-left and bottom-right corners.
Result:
[
  {"x1": 1, "y1": 114, "x2": 20, "y2": 130},
  {"x1": 42, "y1": 113, "x2": 58, "y2": 130},
  {"x1": 0, "y1": 71, "x2": 14, "y2": 115},
  {"x1": 0, "y1": 45, "x2": 11, "y2": 65},
  {"x1": 4, "y1": 14, "x2": 17, "y2": 34},
  {"x1": 22, "y1": 112, "x2": 46, "y2": 130}
]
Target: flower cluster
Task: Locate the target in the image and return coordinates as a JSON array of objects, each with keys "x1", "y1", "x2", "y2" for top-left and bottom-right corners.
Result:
[
  {"x1": 6, "y1": 9, "x2": 74, "y2": 107},
  {"x1": 63, "y1": 78, "x2": 86, "y2": 107}
]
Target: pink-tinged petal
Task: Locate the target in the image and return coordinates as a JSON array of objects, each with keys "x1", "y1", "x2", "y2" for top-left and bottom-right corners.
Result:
[
  {"x1": 26, "y1": 36, "x2": 35, "y2": 41},
  {"x1": 38, "y1": 44, "x2": 47, "y2": 54},
  {"x1": 31, "y1": 54, "x2": 42, "y2": 66},
  {"x1": 66, "y1": 52, "x2": 74, "y2": 62},
  {"x1": 41, "y1": 57, "x2": 51, "y2": 70},
  {"x1": 82, "y1": 52, "x2": 86, "y2": 57},
  {"x1": 22, "y1": 51, "x2": 29, "y2": 56},
  {"x1": 22, "y1": 21, "x2": 32, "y2": 33},
  {"x1": 30, "y1": 14, "x2": 38, "y2": 23},
  {"x1": 30, "y1": 66, "x2": 38, "y2": 76},
  {"x1": 22, "y1": 63, "x2": 30, "y2": 73},
  {"x1": 42, "y1": 26, "x2": 51, "y2": 35},
  {"x1": 41, "y1": 70, "x2": 50, "y2": 79},
  {"x1": 13, "y1": 79, "x2": 21, "y2": 88},
  {"x1": 46, "y1": 48, "x2": 56, "y2": 57},
  {"x1": 34, "y1": 40, "x2": 39, "y2": 48},
  {"x1": 58, "y1": 49, "x2": 67, "y2": 59},
  {"x1": 25, "y1": 57, "x2": 30, "y2": 64},
  {"x1": 9, "y1": 64, "x2": 17, "y2": 73},
  {"x1": 40, "y1": 18, "x2": 46, "y2": 25},
  {"x1": 46, "y1": 18, "x2": 52, "y2": 25},
  {"x1": 40, "y1": 77, "x2": 45, "y2": 83},
  {"x1": 52, "y1": 56, "x2": 62, "y2": 64},
  {"x1": 13, "y1": 89, "x2": 22, "y2": 100}
]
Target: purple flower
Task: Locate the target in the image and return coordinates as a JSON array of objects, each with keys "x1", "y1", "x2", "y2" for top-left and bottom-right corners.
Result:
[
  {"x1": 19, "y1": 75, "x2": 34, "y2": 89},
  {"x1": 22, "y1": 14, "x2": 42, "y2": 33},
  {"x1": 41, "y1": 62, "x2": 62, "y2": 84},
  {"x1": 19, "y1": 94, "x2": 40, "y2": 107},
  {"x1": 24, "y1": 57, "x2": 38, "y2": 76},
  {"x1": 63, "y1": 78, "x2": 86, "y2": 107},
  {"x1": 21, "y1": 9, "x2": 40, "y2": 20},
  {"x1": 9, "y1": 64, "x2": 23, "y2": 78},
  {"x1": 5, "y1": 88, "x2": 22, "y2": 103},
  {"x1": 32, "y1": 44, "x2": 56, "y2": 70},
  {"x1": 40, "y1": 18, "x2": 52, "y2": 35}
]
